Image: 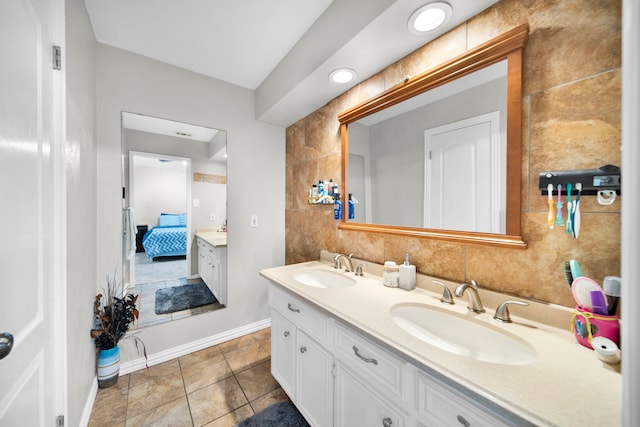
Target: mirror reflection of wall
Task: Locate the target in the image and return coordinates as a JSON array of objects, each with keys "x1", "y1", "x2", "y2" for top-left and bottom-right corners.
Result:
[
  {"x1": 347, "y1": 60, "x2": 507, "y2": 233},
  {"x1": 122, "y1": 112, "x2": 227, "y2": 329}
]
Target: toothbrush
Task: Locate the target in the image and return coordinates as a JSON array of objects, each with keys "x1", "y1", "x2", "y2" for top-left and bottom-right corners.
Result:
[
  {"x1": 547, "y1": 184, "x2": 556, "y2": 229},
  {"x1": 565, "y1": 183, "x2": 573, "y2": 235},
  {"x1": 555, "y1": 184, "x2": 564, "y2": 226},
  {"x1": 573, "y1": 183, "x2": 582, "y2": 239}
]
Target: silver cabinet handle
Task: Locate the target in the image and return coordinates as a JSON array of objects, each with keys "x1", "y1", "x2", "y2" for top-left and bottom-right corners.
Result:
[
  {"x1": 352, "y1": 345, "x2": 378, "y2": 365},
  {"x1": 382, "y1": 417, "x2": 392, "y2": 427},
  {"x1": 287, "y1": 303, "x2": 300, "y2": 313},
  {"x1": 284, "y1": 331, "x2": 290, "y2": 337},
  {"x1": 457, "y1": 415, "x2": 470, "y2": 427},
  {"x1": 0, "y1": 332, "x2": 14, "y2": 360},
  {"x1": 300, "y1": 346, "x2": 307, "y2": 354}
]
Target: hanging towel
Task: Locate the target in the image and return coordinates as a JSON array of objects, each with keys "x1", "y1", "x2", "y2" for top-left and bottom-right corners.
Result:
[{"x1": 123, "y1": 207, "x2": 137, "y2": 260}]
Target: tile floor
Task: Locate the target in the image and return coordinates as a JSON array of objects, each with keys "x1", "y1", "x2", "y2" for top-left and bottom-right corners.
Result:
[{"x1": 88, "y1": 327, "x2": 290, "y2": 426}]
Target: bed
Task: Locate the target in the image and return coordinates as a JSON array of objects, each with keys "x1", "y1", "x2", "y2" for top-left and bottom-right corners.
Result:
[{"x1": 142, "y1": 213, "x2": 187, "y2": 260}]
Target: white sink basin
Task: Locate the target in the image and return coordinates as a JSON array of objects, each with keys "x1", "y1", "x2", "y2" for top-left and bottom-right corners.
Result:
[
  {"x1": 390, "y1": 303, "x2": 537, "y2": 365},
  {"x1": 293, "y1": 269, "x2": 356, "y2": 289}
]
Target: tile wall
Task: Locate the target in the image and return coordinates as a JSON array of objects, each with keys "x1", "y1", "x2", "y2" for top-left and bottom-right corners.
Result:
[{"x1": 285, "y1": 0, "x2": 621, "y2": 307}]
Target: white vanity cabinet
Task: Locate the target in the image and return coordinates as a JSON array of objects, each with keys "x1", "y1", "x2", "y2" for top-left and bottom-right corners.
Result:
[
  {"x1": 269, "y1": 284, "x2": 333, "y2": 427},
  {"x1": 196, "y1": 237, "x2": 227, "y2": 305},
  {"x1": 268, "y1": 283, "x2": 513, "y2": 427}
]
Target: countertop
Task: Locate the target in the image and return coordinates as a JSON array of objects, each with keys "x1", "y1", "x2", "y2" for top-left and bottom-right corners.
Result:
[
  {"x1": 259, "y1": 252, "x2": 621, "y2": 426},
  {"x1": 195, "y1": 229, "x2": 227, "y2": 247}
]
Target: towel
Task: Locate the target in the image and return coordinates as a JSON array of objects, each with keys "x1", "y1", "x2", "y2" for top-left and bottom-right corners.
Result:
[{"x1": 123, "y1": 207, "x2": 136, "y2": 260}]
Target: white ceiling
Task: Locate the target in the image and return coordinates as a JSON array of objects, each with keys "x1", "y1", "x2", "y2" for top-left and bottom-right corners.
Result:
[{"x1": 84, "y1": 0, "x2": 498, "y2": 127}]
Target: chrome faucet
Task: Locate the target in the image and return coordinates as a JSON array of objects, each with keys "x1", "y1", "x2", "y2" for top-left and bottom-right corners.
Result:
[
  {"x1": 431, "y1": 280, "x2": 454, "y2": 305},
  {"x1": 454, "y1": 280, "x2": 485, "y2": 313},
  {"x1": 333, "y1": 253, "x2": 354, "y2": 272},
  {"x1": 493, "y1": 300, "x2": 529, "y2": 323}
]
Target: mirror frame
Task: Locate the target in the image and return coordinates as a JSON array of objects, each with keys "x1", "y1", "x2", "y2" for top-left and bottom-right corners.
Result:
[{"x1": 338, "y1": 24, "x2": 529, "y2": 249}]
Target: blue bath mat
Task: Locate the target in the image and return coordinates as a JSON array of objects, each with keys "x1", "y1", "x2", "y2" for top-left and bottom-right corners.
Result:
[
  {"x1": 154, "y1": 282, "x2": 218, "y2": 314},
  {"x1": 234, "y1": 402, "x2": 309, "y2": 427}
]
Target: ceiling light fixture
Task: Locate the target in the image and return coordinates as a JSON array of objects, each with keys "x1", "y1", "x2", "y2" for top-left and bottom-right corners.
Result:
[
  {"x1": 329, "y1": 68, "x2": 356, "y2": 84},
  {"x1": 408, "y1": 2, "x2": 452, "y2": 34}
]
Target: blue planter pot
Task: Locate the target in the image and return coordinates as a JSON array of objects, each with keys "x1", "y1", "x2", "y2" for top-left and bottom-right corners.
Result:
[{"x1": 97, "y1": 346, "x2": 120, "y2": 388}]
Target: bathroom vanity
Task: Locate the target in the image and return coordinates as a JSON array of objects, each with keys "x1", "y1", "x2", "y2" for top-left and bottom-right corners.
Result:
[
  {"x1": 260, "y1": 252, "x2": 621, "y2": 426},
  {"x1": 195, "y1": 231, "x2": 227, "y2": 306}
]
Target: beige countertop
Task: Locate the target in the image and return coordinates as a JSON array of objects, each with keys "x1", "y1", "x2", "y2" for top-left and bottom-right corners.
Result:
[
  {"x1": 195, "y1": 229, "x2": 227, "y2": 247},
  {"x1": 260, "y1": 252, "x2": 621, "y2": 426}
]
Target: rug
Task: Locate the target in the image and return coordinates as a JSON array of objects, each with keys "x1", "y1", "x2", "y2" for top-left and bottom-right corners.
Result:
[
  {"x1": 234, "y1": 402, "x2": 309, "y2": 427},
  {"x1": 154, "y1": 282, "x2": 217, "y2": 314}
]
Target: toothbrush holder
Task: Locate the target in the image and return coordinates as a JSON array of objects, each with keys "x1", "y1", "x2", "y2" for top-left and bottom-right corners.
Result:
[{"x1": 571, "y1": 306, "x2": 620, "y2": 350}]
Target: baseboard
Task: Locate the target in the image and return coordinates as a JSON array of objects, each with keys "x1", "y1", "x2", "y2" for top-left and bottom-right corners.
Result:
[
  {"x1": 79, "y1": 378, "x2": 98, "y2": 427},
  {"x1": 119, "y1": 317, "x2": 271, "y2": 375}
]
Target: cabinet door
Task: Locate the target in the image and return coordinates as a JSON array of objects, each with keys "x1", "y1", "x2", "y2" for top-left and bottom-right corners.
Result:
[
  {"x1": 206, "y1": 249, "x2": 218, "y2": 297},
  {"x1": 270, "y1": 310, "x2": 296, "y2": 398},
  {"x1": 197, "y1": 242, "x2": 208, "y2": 284},
  {"x1": 297, "y1": 330, "x2": 334, "y2": 427},
  {"x1": 335, "y1": 362, "x2": 406, "y2": 427}
]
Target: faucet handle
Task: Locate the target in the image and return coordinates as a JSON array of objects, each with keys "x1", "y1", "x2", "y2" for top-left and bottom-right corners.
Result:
[
  {"x1": 432, "y1": 280, "x2": 454, "y2": 305},
  {"x1": 354, "y1": 264, "x2": 365, "y2": 276},
  {"x1": 333, "y1": 254, "x2": 341, "y2": 269},
  {"x1": 493, "y1": 300, "x2": 529, "y2": 323}
]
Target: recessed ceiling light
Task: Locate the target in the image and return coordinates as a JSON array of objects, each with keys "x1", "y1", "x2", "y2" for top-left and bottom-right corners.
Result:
[
  {"x1": 408, "y1": 2, "x2": 452, "y2": 34},
  {"x1": 329, "y1": 68, "x2": 356, "y2": 84}
]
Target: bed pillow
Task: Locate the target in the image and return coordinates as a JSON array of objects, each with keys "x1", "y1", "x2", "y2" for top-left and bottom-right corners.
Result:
[{"x1": 159, "y1": 213, "x2": 186, "y2": 226}]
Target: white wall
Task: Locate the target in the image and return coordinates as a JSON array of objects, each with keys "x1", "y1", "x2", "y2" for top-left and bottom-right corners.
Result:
[
  {"x1": 96, "y1": 44, "x2": 285, "y2": 361},
  {"x1": 65, "y1": 0, "x2": 98, "y2": 425},
  {"x1": 133, "y1": 163, "x2": 187, "y2": 228}
]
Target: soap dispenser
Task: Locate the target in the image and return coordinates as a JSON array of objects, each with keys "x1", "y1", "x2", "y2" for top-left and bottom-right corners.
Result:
[{"x1": 399, "y1": 253, "x2": 416, "y2": 291}]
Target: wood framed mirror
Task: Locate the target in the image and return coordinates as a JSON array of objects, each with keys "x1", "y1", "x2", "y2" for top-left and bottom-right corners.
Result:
[{"x1": 338, "y1": 24, "x2": 529, "y2": 249}]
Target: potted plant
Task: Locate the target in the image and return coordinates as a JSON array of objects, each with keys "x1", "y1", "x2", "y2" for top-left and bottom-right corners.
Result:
[{"x1": 91, "y1": 270, "x2": 145, "y2": 388}]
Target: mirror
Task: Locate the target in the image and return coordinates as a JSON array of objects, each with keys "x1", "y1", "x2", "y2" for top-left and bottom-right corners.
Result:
[
  {"x1": 339, "y1": 24, "x2": 528, "y2": 248},
  {"x1": 121, "y1": 112, "x2": 227, "y2": 328}
]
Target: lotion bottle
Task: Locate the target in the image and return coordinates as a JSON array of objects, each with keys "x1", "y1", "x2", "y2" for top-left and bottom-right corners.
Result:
[{"x1": 399, "y1": 253, "x2": 416, "y2": 290}]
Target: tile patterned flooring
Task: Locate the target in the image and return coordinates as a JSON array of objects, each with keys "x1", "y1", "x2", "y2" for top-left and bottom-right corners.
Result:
[{"x1": 88, "y1": 328, "x2": 290, "y2": 426}]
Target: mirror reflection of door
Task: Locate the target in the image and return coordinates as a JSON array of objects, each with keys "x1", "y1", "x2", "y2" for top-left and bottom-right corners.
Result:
[
  {"x1": 122, "y1": 112, "x2": 227, "y2": 328},
  {"x1": 424, "y1": 111, "x2": 503, "y2": 233}
]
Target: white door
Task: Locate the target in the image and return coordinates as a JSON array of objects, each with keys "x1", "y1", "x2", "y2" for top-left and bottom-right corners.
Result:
[
  {"x1": 424, "y1": 111, "x2": 503, "y2": 233},
  {"x1": 0, "y1": 0, "x2": 65, "y2": 425}
]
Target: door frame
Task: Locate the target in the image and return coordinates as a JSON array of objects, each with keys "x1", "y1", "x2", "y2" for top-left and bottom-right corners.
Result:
[{"x1": 127, "y1": 151, "x2": 192, "y2": 287}]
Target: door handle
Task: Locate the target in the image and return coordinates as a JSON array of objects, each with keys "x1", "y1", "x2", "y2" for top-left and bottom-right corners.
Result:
[{"x1": 0, "y1": 332, "x2": 14, "y2": 360}]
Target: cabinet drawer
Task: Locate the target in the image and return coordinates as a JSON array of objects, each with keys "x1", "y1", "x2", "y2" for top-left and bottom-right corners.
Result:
[
  {"x1": 269, "y1": 284, "x2": 329, "y2": 345},
  {"x1": 334, "y1": 322, "x2": 404, "y2": 398},
  {"x1": 416, "y1": 373, "x2": 509, "y2": 427}
]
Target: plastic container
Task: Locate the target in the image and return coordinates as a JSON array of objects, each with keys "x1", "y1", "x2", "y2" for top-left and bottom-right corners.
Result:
[{"x1": 571, "y1": 305, "x2": 620, "y2": 350}]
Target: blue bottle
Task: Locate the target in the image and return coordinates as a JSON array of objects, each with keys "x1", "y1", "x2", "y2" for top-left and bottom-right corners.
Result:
[
  {"x1": 334, "y1": 193, "x2": 342, "y2": 220},
  {"x1": 348, "y1": 193, "x2": 355, "y2": 219}
]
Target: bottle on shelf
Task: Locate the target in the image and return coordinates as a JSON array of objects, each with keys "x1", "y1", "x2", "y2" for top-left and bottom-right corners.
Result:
[{"x1": 333, "y1": 193, "x2": 342, "y2": 220}]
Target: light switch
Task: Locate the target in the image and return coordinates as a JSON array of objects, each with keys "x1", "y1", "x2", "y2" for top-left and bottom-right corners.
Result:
[
  {"x1": 210, "y1": 213, "x2": 215, "y2": 221},
  {"x1": 250, "y1": 215, "x2": 258, "y2": 227},
  {"x1": 193, "y1": 198, "x2": 200, "y2": 207}
]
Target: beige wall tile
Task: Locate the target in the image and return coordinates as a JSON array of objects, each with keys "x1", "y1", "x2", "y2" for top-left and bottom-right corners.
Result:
[{"x1": 284, "y1": 0, "x2": 621, "y2": 308}]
